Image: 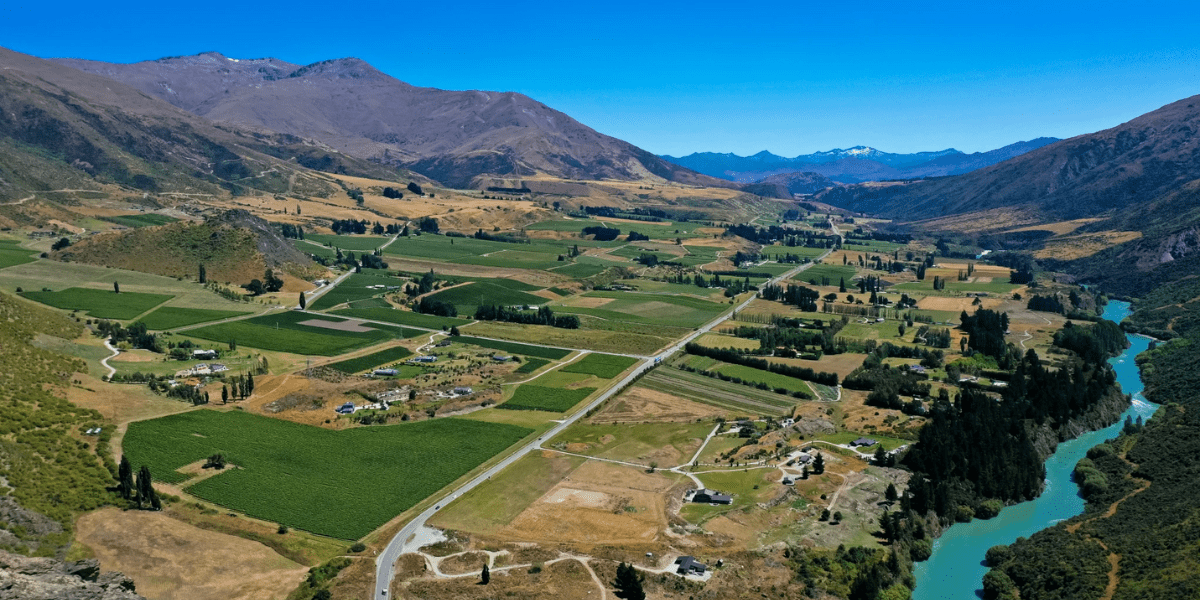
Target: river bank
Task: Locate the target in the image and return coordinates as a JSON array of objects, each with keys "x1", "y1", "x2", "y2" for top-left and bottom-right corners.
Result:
[{"x1": 912, "y1": 300, "x2": 1157, "y2": 599}]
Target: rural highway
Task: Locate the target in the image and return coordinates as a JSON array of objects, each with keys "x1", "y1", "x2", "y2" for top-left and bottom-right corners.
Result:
[{"x1": 373, "y1": 233, "x2": 837, "y2": 598}]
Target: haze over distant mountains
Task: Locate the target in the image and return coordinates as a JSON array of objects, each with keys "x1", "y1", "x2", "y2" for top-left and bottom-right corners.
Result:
[
  {"x1": 662, "y1": 139, "x2": 1059, "y2": 184},
  {"x1": 55, "y1": 52, "x2": 728, "y2": 189}
]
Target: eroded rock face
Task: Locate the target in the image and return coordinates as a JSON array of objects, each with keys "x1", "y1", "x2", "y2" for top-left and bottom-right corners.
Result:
[{"x1": 0, "y1": 550, "x2": 144, "y2": 600}]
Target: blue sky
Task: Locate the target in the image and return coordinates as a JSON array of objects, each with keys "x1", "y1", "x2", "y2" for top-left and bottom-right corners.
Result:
[{"x1": 3, "y1": 0, "x2": 1199, "y2": 156}]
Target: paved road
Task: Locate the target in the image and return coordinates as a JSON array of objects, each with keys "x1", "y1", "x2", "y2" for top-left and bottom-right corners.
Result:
[{"x1": 373, "y1": 241, "x2": 835, "y2": 598}]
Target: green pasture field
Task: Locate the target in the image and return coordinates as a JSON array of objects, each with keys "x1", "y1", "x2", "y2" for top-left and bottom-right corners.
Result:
[
  {"x1": 384, "y1": 234, "x2": 570, "y2": 264},
  {"x1": 499, "y1": 384, "x2": 596, "y2": 412},
  {"x1": 640, "y1": 368, "x2": 796, "y2": 416},
  {"x1": 308, "y1": 271, "x2": 402, "y2": 311},
  {"x1": 21, "y1": 287, "x2": 172, "y2": 319},
  {"x1": 101, "y1": 214, "x2": 178, "y2": 228},
  {"x1": 762, "y1": 245, "x2": 827, "y2": 261},
  {"x1": 324, "y1": 345, "x2": 414, "y2": 374},
  {"x1": 561, "y1": 353, "x2": 639, "y2": 379},
  {"x1": 304, "y1": 233, "x2": 392, "y2": 252},
  {"x1": 347, "y1": 298, "x2": 391, "y2": 309},
  {"x1": 712, "y1": 362, "x2": 813, "y2": 395},
  {"x1": 445, "y1": 277, "x2": 542, "y2": 292},
  {"x1": 452, "y1": 336, "x2": 572, "y2": 360},
  {"x1": 609, "y1": 245, "x2": 678, "y2": 261},
  {"x1": 842, "y1": 239, "x2": 906, "y2": 253},
  {"x1": 331, "y1": 307, "x2": 471, "y2": 329},
  {"x1": 622, "y1": 280, "x2": 726, "y2": 299},
  {"x1": 813, "y1": 431, "x2": 911, "y2": 452},
  {"x1": 186, "y1": 311, "x2": 414, "y2": 356},
  {"x1": 513, "y1": 357, "x2": 550, "y2": 374},
  {"x1": 547, "y1": 287, "x2": 573, "y2": 297},
  {"x1": 426, "y1": 281, "x2": 547, "y2": 314},
  {"x1": 0, "y1": 260, "x2": 247, "y2": 312},
  {"x1": 137, "y1": 306, "x2": 252, "y2": 330},
  {"x1": 454, "y1": 251, "x2": 563, "y2": 271},
  {"x1": 553, "y1": 290, "x2": 728, "y2": 328},
  {"x1": 549, "y1": 421, "x2": 713, "y2": 465},
  {"x1": 122, "y1": 410, "x2": 531, "y2": 539},
  {"x1": 795, "y1": 263, "x2": 857, "y2": 286},
  {"x1": 548, "y1": 262, "x2": 610, "y2": 278},
  {"x1": 293, "y1": 240, "x2": 337, "y2": 259},
  {"x1": 0, "y1": 240, "x2": 37, "y2": 269},
  {"x1": 526, "y1": 218, "x2": 704, "y2": 240}
]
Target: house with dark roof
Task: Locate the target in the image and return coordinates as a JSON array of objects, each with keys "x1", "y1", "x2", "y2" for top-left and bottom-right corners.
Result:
[
  {"x1": 675, "y1": 556, "x2": 707, "y2": 575},
  {"x1": 692, "y1": 489, "x2": 732, "y2": 505},
  {"x1": 335, "y1": 401, "x2": 356, "y2": 414},
  {"x1": 851, "y1": 437, "x2": 878, "y2": 447}
]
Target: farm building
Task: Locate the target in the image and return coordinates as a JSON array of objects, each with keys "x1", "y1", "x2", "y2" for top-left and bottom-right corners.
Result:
[
  {"x1": 675, "y1": 556, "x2": 707, "y2": 575},
  {"x1": 453, "y1": 387, "x2": 473, "y2": 395},
  {"x1": 374, "y1": 368, "x2": 398, "y2": 376},
  {"x1": 410, "y1": 355, "x2": 438, "y2": 363},
  {"x1": 192, "y1": 349, "x2": 218, "y2": 360},
  {"x1": 492, "y1": 355, "x2": 513, "y2": 362},
  {"x1": 692, "y1": 489, "x2": 732, "y2": 505}
]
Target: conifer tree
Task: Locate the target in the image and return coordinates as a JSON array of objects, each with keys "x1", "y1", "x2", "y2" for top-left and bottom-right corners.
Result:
[
  {"x1": 481, "y1": 564, "x2": 490, "y2": 585},
  {"x1": 613, "y1": 563, "x2": 645, "y2": 600},
  {"x1": 118, "y1": 455, "x2": 134, "y2": 499}
]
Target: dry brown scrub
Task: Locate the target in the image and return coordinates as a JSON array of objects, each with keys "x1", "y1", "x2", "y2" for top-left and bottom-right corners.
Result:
[
  {"x1": 589, "y1": 386, "x2": 725, "y2": 424},
  {"x1": 76, "y1": 508, "x2": 307, "y2": 600}
]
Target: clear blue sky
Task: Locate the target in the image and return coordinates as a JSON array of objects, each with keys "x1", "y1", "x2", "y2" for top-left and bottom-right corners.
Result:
[{"x1": 3, "y1": 0, "x2": 1199, "y2": 156}]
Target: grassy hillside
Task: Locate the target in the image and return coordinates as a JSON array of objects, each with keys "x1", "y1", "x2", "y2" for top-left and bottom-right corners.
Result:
[
  {"x1": 0, "y1": 291, "x2": 116, "y2": 554},
  {"x1": 57, "y1": 220, "x2": 264, "y2": 283}
]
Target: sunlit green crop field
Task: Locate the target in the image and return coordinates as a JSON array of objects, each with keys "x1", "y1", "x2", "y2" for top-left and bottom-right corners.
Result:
[
  {"x1": 123, "y1": 410, "x2": 531, "y2": 539},
  {"x1": 21, "y1": 287, "x2": 173, "y2": 319}
]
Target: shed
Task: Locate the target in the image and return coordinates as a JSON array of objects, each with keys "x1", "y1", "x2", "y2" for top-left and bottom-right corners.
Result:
[
  {"x1": 492, "y1": 355, "x2": 512, "y2": 362},
  {"x1": 374, "y1": 368, "x2": 398, "y2": 377},
  {"x1": 192, "y1": 349, "x2": 218, "y2": 359}
]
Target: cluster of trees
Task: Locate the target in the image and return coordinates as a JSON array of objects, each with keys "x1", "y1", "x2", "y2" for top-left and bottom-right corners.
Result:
[
  {"x1": 473, "y1": 305, "x2": 580, "y2": 329},
  {"x1": 415, "y1": 216, "x2": 439, "y2": 233},
  {"x1": 117, "y1": 457, "x2": 161, "y2": 510},
  {"x1": 473, "y1": 229, "x2": 528, "y2": 244},
  {"x1": 760, "y1": 283, "x2": 820, "y2": 311},
  {"x1": 222, "y1": 373, "x2": 255, "y2": 402},
  {"x1": 1052, "y1": 320, "x2": 1127, "y2": 364},
  {"x1": 725, "y1": 223, "x2": 836, "y2": 248},
  {"x1": 245, "y1": 268, "x2": 284, "y2": 296},
  {"x1": 914, "y1": 325, "x2": 952, "y2": 348},
  {"x1": 381, "y1": 187, "x2": 404, "y2": 199},
  {"x1": 581, "y1": 225, "x2": 621, "y2": 241},
  {"x1": 627, "y1": 231, "x2": 650, "y2": 242},
  {"x1": 959, "y1": 309, "x2": 1010, "y2": 358},
  {"x1": 330, "y1": 219, "x2": 370, "y2": 234},
  {"x1": 278, "y1": 223, "x2": 305, "y2": 239},
  {"x1": 414, "y1": 297, "x2": 457, "y2": 317},
  {"x1": 732, "y1": 316, "x2": 848, "y2": 356},
  {"x1": 96, "y1": 320, "x2": 161, "y2": 352},
  {"x1": 684, "y1": 342, "x2": 839, "y2": 385}
]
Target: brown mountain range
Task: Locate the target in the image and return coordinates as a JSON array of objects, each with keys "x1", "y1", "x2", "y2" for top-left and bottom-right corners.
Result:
[{"x1": 55, "y1": 52, "x2": 731, "y2": 190}]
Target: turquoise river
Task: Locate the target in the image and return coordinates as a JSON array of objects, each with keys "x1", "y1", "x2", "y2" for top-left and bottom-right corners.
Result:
[{"x1": 912, "y1": 300, "x2": 1158, "y2": 599}]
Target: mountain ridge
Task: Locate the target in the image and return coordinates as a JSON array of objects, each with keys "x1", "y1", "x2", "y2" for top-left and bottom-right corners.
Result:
[
  {"x1": 54, "y1": 52, "x2": 734, "y2": 190},
  {"x1": 662, "y1": 138, "x2": 1059, "y2": 183}
]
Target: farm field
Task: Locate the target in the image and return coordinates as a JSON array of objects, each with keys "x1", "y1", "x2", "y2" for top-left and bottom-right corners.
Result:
[
  {"x1": 426, "y1": 281, "x2": 548, "y2": 314},
  {"x1": 889, "y1": 280, "x2": 1023, "y2": 295},
  {"x1": 552, "y1": 290, "x2": 729, "y2": 328},
  {"x1": 762, "y1": 245, "x2": 827, "y2": 261},
  {"x1": 462, "y1": 320, "x2": 672, "y2": 355},
  {"x1": 547, "y1": 262, "x2": 610, "y2": 278},
  {"x1": 21, "y1": 287, "x2": 172, "y2": 319},
  {"x1": 304, "y1": 233, "x2": 392, "y2": 252},
  {"x1": 293, "y1": 240, "x2": 337, "y2": 259},
  {"x1": 0, "y1": 240, "x2": 36, "y2": 269},
  {"x1": 430, "y1": 452, "x2": 586, "y2": 534},
  {"x1": 794, "y1": 263, "x2": 857, "y2": 286},
  {"x1": 308, "y1": 270, "x2": 402, "y2": 311},
  {"x1": 526, "y1": 218, "x2": 705, "y2": 239},
  {"x1": 0, "y1": 260, "x2": 253, "y2": 311},
  {"x1": 454, "y1": 250, "x2": 564, "y2": 271},
  {"x1": 514, "y1": 357, "x2": 550, "y2": 374},
  {"x1": 324, "y1": 345, "x2": 414, "y2": 374},
  {"x1": 694, "y1": 332, "x2": 760, "y2": 350},
  {"x1": 499, "y1": 384, "x2": 596, "y2": 412},
  {"x1": 559, "y1": 353, "x2": 639, "y2": 379},
  {"x1": 711, "y1": 362, "x2": 813, "y2": 395},
  {"x1": 186, "y1": 311, "x2": 414, "y2": 356},
  {"x1": 122, "y1": 410, "x2": 531, "y2": 539},
  {"x1": 331, "y1": 307, "x2": 471, "y2": 329},
  {"x1": 452, "y1": 335, "x2": 572, "y2": 360},
  {"x1": 101, "y1": 213, "x2": 179, "y2": 228},
  {"x1": 640, "y1": 368, "x2": 796, "y2": 416},
  {"x1": 137, "y1": 306, "x2": 253, "y2": 330},
  {"x1": 548, "y1": 421, "x2": 713, "y2": 466}
]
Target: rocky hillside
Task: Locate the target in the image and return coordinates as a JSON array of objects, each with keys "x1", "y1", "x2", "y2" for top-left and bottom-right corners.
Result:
[
  {"x1": 57, "y1": 52, "x2": 733, "y2": 190},
  {"x1": 0, "y1": 550, "x2": 144, "y2": 600},
  {"x1": 56, "y1": 210, "x2": 317, "y2": 285}
]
